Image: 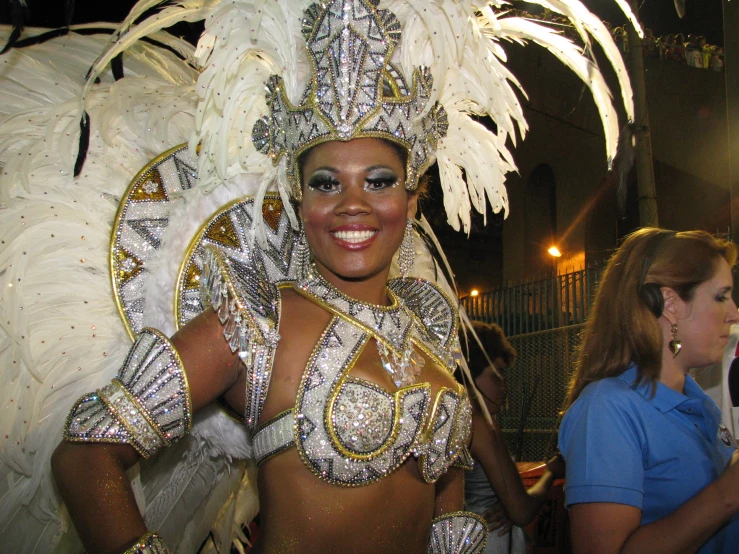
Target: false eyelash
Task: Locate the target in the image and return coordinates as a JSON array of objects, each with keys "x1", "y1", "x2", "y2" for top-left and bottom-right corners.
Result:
[
  {"x1": 365, "y1": 176, "x2": 398, "y2": 188},
  {"x1": 306, "y1": 174, "x2": 341, "y2": 190}
]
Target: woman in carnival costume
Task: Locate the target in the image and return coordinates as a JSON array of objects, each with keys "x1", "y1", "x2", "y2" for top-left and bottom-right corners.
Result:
[{"x1": 0, "y1": 1, "x2": 639, "y2": 552}]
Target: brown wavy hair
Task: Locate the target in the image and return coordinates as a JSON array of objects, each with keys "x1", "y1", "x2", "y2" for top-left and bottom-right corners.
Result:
[{"x1": 563, "y1": 228, "x2": 737, "y2": 410}]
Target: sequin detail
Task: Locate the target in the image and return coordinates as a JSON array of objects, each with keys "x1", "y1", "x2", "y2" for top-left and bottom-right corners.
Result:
[
  {"x1": 111, "y1": 144, "x2": 198, "y2": 338},
  {"x1": 122, "y1": 531, "x2": 171, "y2": 554},
  {"x1": 254, "y1": 311, "x2": 471, "y2": 485},
  {"x1": 64, "y1": 329, "x2": 191, "y2": 459},
  {"x1": 253, "y1": 410, "x2": 295, "y2": 466},
  {"x1": 193, "y1": 197, "x2": 300, "y2": 431},
  {"x1": 416, "y1": 388, "x2": 473, "y2": 483},
  {"x1": 251, "y1": 0, "x2": 448, "y2": 198},
  {"x1": 428, "y1": 512, "x2": 487, "y2": 554}
]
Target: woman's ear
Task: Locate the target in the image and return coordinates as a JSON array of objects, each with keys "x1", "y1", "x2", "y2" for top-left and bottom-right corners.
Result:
[{"x1": 661, "y1": 286, "x2": 687, "y2": 320}]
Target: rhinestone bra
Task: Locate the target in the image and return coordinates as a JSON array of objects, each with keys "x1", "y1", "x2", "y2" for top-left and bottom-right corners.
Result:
[{"x1": 250, "y1": 271, "x2": 472, "y2": 486}]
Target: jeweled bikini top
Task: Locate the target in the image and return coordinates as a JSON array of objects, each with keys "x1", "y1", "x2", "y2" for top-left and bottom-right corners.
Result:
[{"x1": 199, "y1": 237, "x2": 473, "y2": 486}]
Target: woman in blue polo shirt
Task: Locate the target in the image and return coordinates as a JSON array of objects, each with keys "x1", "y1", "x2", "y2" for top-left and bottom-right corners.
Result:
[{"x1": 560, "y1": 229, "x2": 739, "y2": 553}]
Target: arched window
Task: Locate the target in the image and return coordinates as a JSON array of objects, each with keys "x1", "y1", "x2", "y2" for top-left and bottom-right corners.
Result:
[{"x1": 524, "y1": 164, "x2": 556, "y2": 278}]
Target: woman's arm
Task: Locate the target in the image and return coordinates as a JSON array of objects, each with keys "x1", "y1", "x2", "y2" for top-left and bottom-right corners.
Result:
[
  {"x1": 434, "y1": 466, "x2": 465, "y2": 517},
  {"x1": 570, "y1": 450, "x2": 739, "y2": 554},
  {"x1": 469, "y1": 410, "x2": 560, "y2": 526},
  {"x1": 51, "y1": 309, "x2": 243, "y2": 554}
]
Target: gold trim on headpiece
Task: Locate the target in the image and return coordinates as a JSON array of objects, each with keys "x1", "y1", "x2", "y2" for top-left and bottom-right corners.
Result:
[{"x1": 251, "y1": 0, "x2": 448, "y2": 199}]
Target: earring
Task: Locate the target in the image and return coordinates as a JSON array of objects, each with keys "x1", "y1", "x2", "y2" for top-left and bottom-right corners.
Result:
[
  {"x1": 669, "y1": 322, "x2": 682, "y2": 358},
  {"x1": 398, "y1": 218, "x2": 415, "y2": 278},
  {"x1": 294, "y1": 225, "x2": 311, "y2": 280}
]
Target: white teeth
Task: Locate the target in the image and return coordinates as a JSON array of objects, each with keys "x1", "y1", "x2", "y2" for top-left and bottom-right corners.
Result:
[{"x1": 333, "y1": 229, "x2": 376, "y2": 243}]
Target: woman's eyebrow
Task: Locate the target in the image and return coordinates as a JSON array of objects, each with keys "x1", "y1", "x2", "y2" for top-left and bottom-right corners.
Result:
[{"x1": 365, "y1": 165, "x2": 395, "y2": 172}]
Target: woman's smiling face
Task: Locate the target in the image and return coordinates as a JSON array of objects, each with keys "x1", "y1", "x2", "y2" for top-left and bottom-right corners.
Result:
[{"x1": 299, "y1": 138, "x2": 416, "y2": 287}]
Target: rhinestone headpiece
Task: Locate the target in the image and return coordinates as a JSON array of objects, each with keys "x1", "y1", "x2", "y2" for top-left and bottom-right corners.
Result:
[{"x1": 251, "y1": 0, "x2": 449, "y2": 200}]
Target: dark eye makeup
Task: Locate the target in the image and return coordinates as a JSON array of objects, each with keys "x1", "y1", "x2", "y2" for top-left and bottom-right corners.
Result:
[
  {"x1": 365, "y1": 168, "x2": 399, "y2": 190},
  {"x1": 306, "y1": 170, "x2": 340, "y2": 192},
  {"x1": 305, "y1": 168, "x2": 400, "y2": 192}
]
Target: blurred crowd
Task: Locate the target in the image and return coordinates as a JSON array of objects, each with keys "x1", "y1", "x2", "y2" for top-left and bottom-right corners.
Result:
[
  {"x1": 613, "y1": 27, "x2": 724, "y2": 71},
  {"x1": 502, "y1": 7, "x2": 725, "y2": 72}
]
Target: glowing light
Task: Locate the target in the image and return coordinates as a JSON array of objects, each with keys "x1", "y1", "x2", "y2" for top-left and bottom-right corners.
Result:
[
  {"x1": 470, "y1": 289, "x2": 479, "y2": 297},
  {"x1": 548, "y1": 246, "x2": 562, "y2": 257}
]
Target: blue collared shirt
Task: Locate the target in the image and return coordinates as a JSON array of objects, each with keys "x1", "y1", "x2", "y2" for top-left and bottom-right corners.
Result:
[{"x1": 560, "y1": 365, "x2": 738, "y2": 552}]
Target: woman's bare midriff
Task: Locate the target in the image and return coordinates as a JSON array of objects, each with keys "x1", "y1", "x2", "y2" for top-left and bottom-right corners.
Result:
[{"x1": 252, "y1": 452, "x2": 436, "y2": 554}]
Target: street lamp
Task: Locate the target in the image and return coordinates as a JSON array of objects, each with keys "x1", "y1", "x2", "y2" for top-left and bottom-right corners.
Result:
[{"x1": 547, "y1": 246, "x2": 562, "y2": 258}]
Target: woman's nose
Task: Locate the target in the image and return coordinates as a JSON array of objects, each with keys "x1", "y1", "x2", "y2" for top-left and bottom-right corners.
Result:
[
  {"x1": 728, "y1": 299, "x2": 739, "y2": 324},
  {"x1": 335, "y1": 182, "x2": 371, "y2": 215}
]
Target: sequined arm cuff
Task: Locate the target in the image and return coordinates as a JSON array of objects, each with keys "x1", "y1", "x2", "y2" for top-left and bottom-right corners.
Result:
[
  {"x1": 428, "y1": 511, "x2": 487, "y2": 554},
  {"x1": 122, "y1": 531, "x2": 171, "y2": 554},
  {"x1": 64, "y1": 328, "x2": 192, "y2": 459}
]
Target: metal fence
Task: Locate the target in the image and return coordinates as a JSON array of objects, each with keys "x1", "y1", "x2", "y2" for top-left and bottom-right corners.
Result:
[
  {"x1": 462, "y1": 265, "x2": 605, "y2": 461},
  {"x1": 500, "y1": 325, "x2": 584, "y2": 462},
  {"x1": 461, "y1": 265, "x2": 605, "y2": 337}
]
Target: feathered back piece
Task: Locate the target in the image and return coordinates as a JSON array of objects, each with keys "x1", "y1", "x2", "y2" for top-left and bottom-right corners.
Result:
[{"x1": 77, "y1": 0, "x2": 639, "y2": 235}]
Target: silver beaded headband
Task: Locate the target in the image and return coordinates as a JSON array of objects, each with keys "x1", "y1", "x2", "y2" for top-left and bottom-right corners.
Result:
[{"x1": 251, "y1": 0, "x2": 448, "y2": 200}]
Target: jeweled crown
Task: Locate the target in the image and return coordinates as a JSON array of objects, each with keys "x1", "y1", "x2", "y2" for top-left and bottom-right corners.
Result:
[{"x1": 251, "y1": 0, "x2": 448, "y2": 199}]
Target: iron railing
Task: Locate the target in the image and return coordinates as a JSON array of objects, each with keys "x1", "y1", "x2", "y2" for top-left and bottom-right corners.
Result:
[
  {"x1": 462, "y1": 265, "x2": 605, "y2": 461},
  {"x1": 461, "y1": 265, "x2": 605, "y2": 337}
]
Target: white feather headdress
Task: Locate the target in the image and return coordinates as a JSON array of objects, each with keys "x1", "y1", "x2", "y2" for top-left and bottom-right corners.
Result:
[{"x1": 71, "y1": 0, "x2": 639, "y2": 236}]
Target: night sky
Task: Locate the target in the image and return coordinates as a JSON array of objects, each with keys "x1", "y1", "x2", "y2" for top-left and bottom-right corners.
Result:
[{"x1": 0, "y1": 1, "x2": 727, "y2": 46}]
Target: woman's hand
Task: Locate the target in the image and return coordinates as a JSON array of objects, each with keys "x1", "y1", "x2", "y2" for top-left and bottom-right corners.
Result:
[
  {"x1": 483, "y1": 501, "x2": 514, "y2": 536},
  {"x1": 546, "y1": 452, "x2": 565, "y2": 480}
]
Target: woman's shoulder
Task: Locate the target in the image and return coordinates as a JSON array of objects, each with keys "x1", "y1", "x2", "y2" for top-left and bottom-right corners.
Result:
[{"x1": 564, "y1": 370, "x2": 647, "y2": 423}]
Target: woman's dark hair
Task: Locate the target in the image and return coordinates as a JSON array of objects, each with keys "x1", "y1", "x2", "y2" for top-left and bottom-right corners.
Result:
[
  {"x1": 563, "y1": 228, "x2": 737, "y2": 409},
  {"x1": 463, "y1": 320, "x2": 517, "y2": 380}
]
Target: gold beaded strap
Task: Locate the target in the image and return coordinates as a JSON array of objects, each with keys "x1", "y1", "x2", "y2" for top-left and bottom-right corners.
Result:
[
  {"x1": 64, "y1": 328, "x2": 192, "y2": 459},
  {"x1": 122, "y1": 531, "x2": 171, "y2": 554},
  {"x1": 428, "y1": 511, "x2": 487, "y2": 554}
]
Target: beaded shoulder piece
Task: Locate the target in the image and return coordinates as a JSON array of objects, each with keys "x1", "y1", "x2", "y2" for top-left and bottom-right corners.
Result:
[
  {"x1": 194, "y1": 197, "x2": 301, "y2": 431},
  {"x1": 387, "y1": 277, "x2": 459, "y2": 374}
]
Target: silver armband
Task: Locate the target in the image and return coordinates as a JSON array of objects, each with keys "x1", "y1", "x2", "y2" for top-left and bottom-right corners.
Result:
[
  {"x1": 64, "y1": 328, "x2": 192, "y2": 458},
  {"x1": 428, "y1": 511, "x2": 487, "y2": 554},
  {"x1": 122, "y1": 531, "x2": 171, "y2": 554}
]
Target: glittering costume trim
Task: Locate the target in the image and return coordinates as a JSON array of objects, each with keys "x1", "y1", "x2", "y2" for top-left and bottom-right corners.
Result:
[
  {"x1": 252, "y1": 0, "x2": 448, "y2": 198},
  {"x1": 64, "y1": 329, "x2": 191, "y2": 459},
  {"x1": 253, "y1": 410, "x2": 295, "y2": 466},
  {"x1": 294, "y1": 315, "x2": 432, "y2": 486},
  {"x1": 387, "y1": 277, "x2": 459, "y2": 373},
  {"x1": 416, "y1": 388, "x2": 473, "y2": 483},
  {"x1": 122, "y1": 531, "x2": 171, "y2": 554},
  {"x1": 199, "y1": 246, "x2": 282, "y2": 431},
  {"x1": 452, "y1": 445, "x2": 475, "y2": 471},
  {"x1": 184, "y1": 195, "x2": 299, "y2": 430},
  {"x1": 428, "y1": 512, "x2": 487, "y2": 554}
]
